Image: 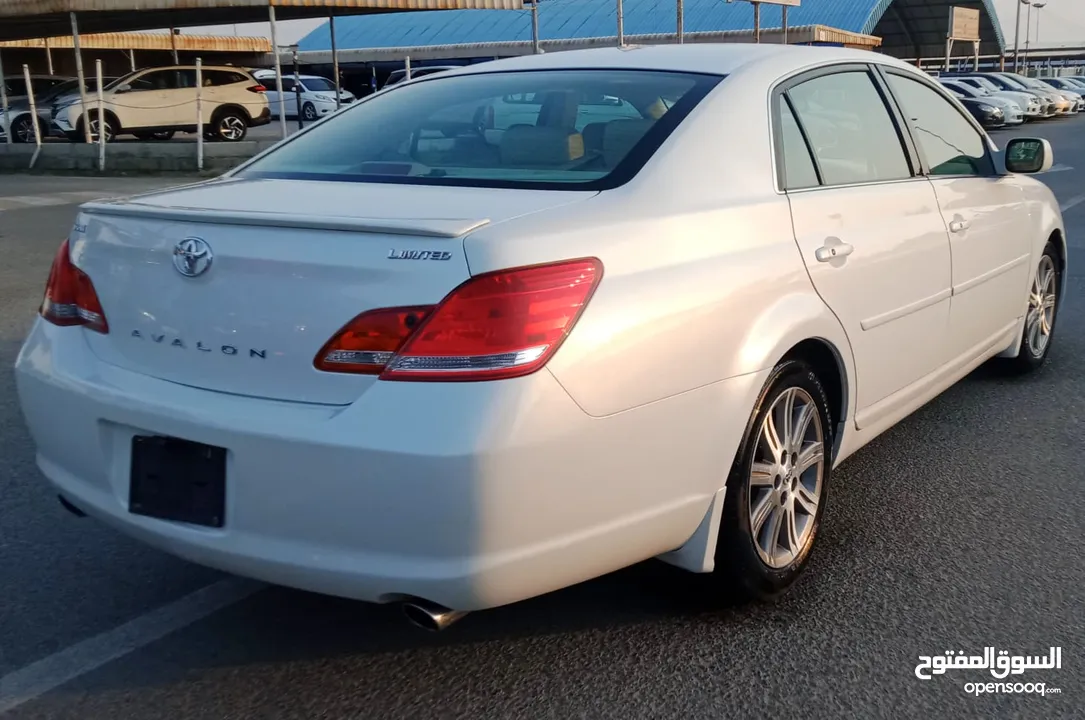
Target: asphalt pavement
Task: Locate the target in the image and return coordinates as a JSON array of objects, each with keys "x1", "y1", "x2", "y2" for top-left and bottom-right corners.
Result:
[{"x1": 1, "y1": 119, "x2": 1084, "y2": 719}]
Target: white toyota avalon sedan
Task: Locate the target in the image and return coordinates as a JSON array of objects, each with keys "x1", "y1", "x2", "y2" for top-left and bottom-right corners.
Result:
[{"x1": 15, "y1": 44, "x2": 1066, "y2": 631}]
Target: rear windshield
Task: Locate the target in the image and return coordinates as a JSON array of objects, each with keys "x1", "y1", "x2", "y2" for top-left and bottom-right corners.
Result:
[{"x1": 237, "y1": 69, "x2": 721, "y2": 190}]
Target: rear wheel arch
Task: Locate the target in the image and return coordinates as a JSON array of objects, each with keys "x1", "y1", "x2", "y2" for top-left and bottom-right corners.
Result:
[
  {"x1": 78, "y1": 108, "x2": 122, "y2": 133},
  {"x1": 211, "y1": 103, "x2": 251, "y2": 125},
  {"x1": 780, "y1": 338, "x2": 848, "y2": 463}
]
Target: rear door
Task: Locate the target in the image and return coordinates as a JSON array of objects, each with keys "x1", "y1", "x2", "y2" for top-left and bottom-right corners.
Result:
[
  {"x1": 778, "y1": 65, "x2": 954, "y2": 421},
  {"x1": 881, "y1": 69, "x2": 1032, "y2": 360}
]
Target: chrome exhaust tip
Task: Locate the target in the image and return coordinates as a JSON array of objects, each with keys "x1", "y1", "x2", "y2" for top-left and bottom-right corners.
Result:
[{"x1": 402, "y1": 599, "x2": 468, "y2": 632}]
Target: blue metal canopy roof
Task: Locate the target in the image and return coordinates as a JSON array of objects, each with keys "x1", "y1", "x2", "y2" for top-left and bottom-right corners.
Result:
[{"x1": 298, "y1": 0, "x2": 1005, "y2": 59}]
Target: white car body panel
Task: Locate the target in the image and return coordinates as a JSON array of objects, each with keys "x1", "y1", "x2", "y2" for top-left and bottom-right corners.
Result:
[{"x1": 14, "y1": 44, "x2": 1067, "y2": 610}]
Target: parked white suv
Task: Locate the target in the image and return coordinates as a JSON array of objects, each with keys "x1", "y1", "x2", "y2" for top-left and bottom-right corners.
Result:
[
  {"x1": 252, "y1": 71, "x2": 355, "y2": 121},
  {"x1": 51, "y1": 66, "x2": 271, "y2": 142}
]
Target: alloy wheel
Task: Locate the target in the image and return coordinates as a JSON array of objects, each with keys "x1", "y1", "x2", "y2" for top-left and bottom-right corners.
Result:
[
  {"x1": 1026, "y1": 254, "x2": 1058, "y2": 358},
  {"x1": 748, "y1": 387, "x2": 825, "y2": 569},
  {"x1": 219, "y1": 116, "x2": 246, "y2": 141}
]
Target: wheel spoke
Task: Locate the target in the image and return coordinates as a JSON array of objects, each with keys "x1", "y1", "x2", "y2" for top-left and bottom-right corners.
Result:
[
  {"x1": 779, "y1": 389, "x2": 797, "y2": 449},
  {"x1": 762, "y1": 413, "x2": 784, "y2": 462},
  {"x1": 796, "y1": 441, "x2": 824, "y2": 475},
  {"x1": 762, "y1": 505, "x2": 783, "y2": 556},
  {"x1": 750, "y1": 461, "x2": 776, "y2": 487},
  {"x1": 1042, "y1": 295, "x2": 1056, "y2": 311},
  {"x1": 785, "y1": 506, "x2": 801, "y2": 554},
  {"x1": 793, "y1": 402, "x2": 815, "y2": 450},
  {"x1": 795, "y1": 483, "x2": 818, "y2": 515},
  {"x1": 750, "y1": 493, "x2": 774, "y2": 537}
]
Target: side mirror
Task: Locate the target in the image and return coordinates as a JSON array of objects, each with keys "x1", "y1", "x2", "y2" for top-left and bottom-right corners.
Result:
[
  {"x1": 1005, "y1": 137, "x2": 1054, "y2": 174},
  {"x1": 115, "y1": 84, "x2": 132, "y2": 94}
]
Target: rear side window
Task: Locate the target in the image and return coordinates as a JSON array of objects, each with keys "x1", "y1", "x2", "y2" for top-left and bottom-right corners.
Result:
[
  {"x1": 237, "y1": 69, "x2": 722, "y2": 191},
  {"x1": 884, "y1": 73, "x2": 993, "y2": 177},
  {"x1": 786, "y1": 70, "x2": 912, "y2": 186},
  {"x1": 777, "y1": 98, "x2": 819, "y2": 190}
]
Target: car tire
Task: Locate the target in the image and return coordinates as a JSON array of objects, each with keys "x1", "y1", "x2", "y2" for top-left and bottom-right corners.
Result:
[
  {"x1": 302, "y1": 102, "x2": 317, "y2": 122},
  {"x1": 213, "y1": 110, "x2": 248, "y2": 142},
  {"x1": 84, "y1": 115, "x2": 115, "y2": 143},
  {"x1": 713, "y1": 359, "x2": 833, "y2": 602},
  {"x1": 11, "y1": 114, "x2": 35, "y2": 143},
  {"x1": 1002, "y1": 242, "x2": 1061, "y2": 375}
]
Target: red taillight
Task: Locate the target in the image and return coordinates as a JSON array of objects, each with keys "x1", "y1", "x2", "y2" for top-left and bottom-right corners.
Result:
[
  {"x1": 314, "y1": 258, "x2": 602, "y2": 382},
  {"x1": 314, "y1": 306, "x2": 433, "y2": 374},
  {"x1": 247, "y1": 84, "x2": 267, "y2": 94},
  {"x1": 40, "y1": 239, "x2": 109, "y2": 334}
]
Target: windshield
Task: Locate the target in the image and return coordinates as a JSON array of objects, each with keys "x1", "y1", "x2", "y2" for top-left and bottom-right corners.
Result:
[
  {"x1": 995, "y1": 75, "x2": 1030, "y2": 90},
  {"x1": 238, "y1": 69, "x2": 720, "y2": 190},
  {"x1": 104, "y1": 71, "x2": 139, "y2": 92},
  {"x1": 302, "y1": 77, "x2": 336, "y2": 92}
]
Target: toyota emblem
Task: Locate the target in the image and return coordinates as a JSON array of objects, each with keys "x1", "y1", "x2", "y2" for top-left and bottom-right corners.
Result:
[{"x1": 173, "y1": 237, "x2": 213, "y2": 277}]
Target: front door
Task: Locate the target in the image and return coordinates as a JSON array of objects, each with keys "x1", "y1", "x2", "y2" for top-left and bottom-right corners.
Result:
[
  {"x1": 778, "y1": 67, "x2": 954, "y2": 419},
  {"x1": 882, "y1": 70, "x2": 1034, "y2": 358}
]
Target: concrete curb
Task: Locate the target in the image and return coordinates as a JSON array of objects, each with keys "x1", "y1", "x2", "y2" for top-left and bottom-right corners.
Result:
[{"x1": 0, "y1": 140, "x2": 276, "y2": 175}]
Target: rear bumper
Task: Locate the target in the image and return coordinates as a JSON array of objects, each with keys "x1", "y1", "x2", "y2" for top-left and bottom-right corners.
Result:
[
  {"x1": 15, "y1": 320, "x2": 756, "y2": 611},
  {"x1": 249, "y1": 107, "x2": 271, "y2": 127}
]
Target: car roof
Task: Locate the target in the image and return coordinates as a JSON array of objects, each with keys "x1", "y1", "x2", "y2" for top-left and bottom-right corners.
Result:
[{"x1": 433, "y1": 43, "x2": 916, "y2": 80}]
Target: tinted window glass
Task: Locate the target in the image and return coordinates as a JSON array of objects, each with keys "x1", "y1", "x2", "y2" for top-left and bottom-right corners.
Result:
[
  {"x1": 302, "y1": 77, "x2": 336, "y2": 91},
  {"x1": 787, "y1": 71, "x2": 911, "y2": 186},
  {"x1": 777, "y1": 98, "x2": 819, "y2": 189},
  {"x1": 886, "y1": 74, "x2": 993, "y2": 177},
  {"x1": 238, "y1": 69, "x2": 720, "y2": 190},
  {"x1": 5, "y1": 78, "x2": 27, "y2": 96}
]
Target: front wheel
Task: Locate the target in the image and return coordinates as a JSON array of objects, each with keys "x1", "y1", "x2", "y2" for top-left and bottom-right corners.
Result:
[
  {"x1": 713, "y1": 360, "x2": 833, "y2": 602},
  {"x1": 302, "y1": 102, "x2": 317, "y2": 122},
  {"x1": 1003, "y1": 243, "x2": 1061, "y2": 374}
]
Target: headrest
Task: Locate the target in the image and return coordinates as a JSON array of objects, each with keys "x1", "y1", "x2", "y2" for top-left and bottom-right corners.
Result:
[
  {"x1": 602, "y1": 119, "x2": 655, "y2": 168},
  {"x1": 500, "y1": 125, "x2": 585, "y2": 166}
]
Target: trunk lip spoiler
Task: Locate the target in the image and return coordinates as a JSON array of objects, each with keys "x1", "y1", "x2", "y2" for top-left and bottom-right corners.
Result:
[{"x1": 77, "y1": 201, "x2": 491, "y2": 239}]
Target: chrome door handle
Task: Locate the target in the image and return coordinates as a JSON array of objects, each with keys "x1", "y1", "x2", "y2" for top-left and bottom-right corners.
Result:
[
  {"x1": 949, "y1": 219, "x2": 971, "y2": 233},
  {"x1": 815, "y1": 242, "x2": 854, "y2": 262}
]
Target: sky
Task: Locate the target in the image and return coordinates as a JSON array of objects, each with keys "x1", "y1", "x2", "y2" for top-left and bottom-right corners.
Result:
[{"x1": 178, "y1": 1, "x2": 1085, "y2": 51}]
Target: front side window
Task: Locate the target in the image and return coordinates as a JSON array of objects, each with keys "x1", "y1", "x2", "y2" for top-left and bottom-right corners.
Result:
[
  {"x1": 885, "y1": 73, "x2": 993, "y2": 177},
  {"x1": 237, "y1": 69, "x2": 720, "y2": 190},
  {"x1": 786, "y1": 70, "x2": 912, "y2": 186}
]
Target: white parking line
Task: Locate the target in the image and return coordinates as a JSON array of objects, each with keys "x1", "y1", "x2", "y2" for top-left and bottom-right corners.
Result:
[
  {"x1": 0, "y1": 578, "x2": 263, "y2": 714},
  {"x1": 1059, "y1": 193, "x2": 1085, "y2": 214}
]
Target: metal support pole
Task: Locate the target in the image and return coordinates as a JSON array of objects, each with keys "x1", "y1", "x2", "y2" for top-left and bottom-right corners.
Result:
[
  {"x1": 95, "y1": 59, "x2": 104, "y2": 170},
  {"x1": 71, "y1": 13, "x2": 92, "y2": 143},
  {"x1": 293, "y1": 47, "x2": 303, "y2": 130},
  {"x1": 196, "y1": 58, "x2": 204, "y2": 171},
  {"x1": 129, "y1": 50, "x2": 136, "y2": 73},
  {"x1": 617, "y1": 0, "x2": 624, "y2": 47},
  {"x1": 269, "y1": 5, "x2": 287, "y2": 139},
  {"x1": 753, "y1": 1, "x2": 761, "y2": 44},
  {"x1": 782, "y1": 5, "x2": 789, "y2": 44},
  {"x1": 974, "y1": 41, "x2": 980, "y2": 72},
  {"x1": 0, "y1": 50, "x2": 10, "y2": 146},
  {"x1": 677, "y1": 0, "x2": 684, "y2": 44},
  {"x1": 531, "y1": 1, "x2": 541, "y2": 54},
  {"x1": 945, "y1": 38, "x2": 953, "y2": 73},
  {"x1": 405, "y1": 55, "x2": 412, "y2": 80},
  {"x1": 1024, "y1": 2, "x2": 1033, "y2": 72},
  {"x1": 1013, "y1": 0, "x2": 1024, "y2": 72},
  {"x1": 170, "y1": 28, "x2": 179, "y2": 64},
  {"x1": 330, "y1": 16, "x2": 341, "y2": 110},
  {"x1": 23, "y1": 65, "x2": 42, "y2": 168},
  {"x1": 45, "y1": 37, "x2": 54, "y2": 75}
]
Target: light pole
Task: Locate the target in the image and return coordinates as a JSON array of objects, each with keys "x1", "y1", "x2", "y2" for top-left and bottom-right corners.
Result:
[
  {"x1": 1014, "y1": 0, "x2": 1029, "y2": 72},
  {"x1": 1034, "y1": 2, "x2": 1047, "y2": 70}
]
